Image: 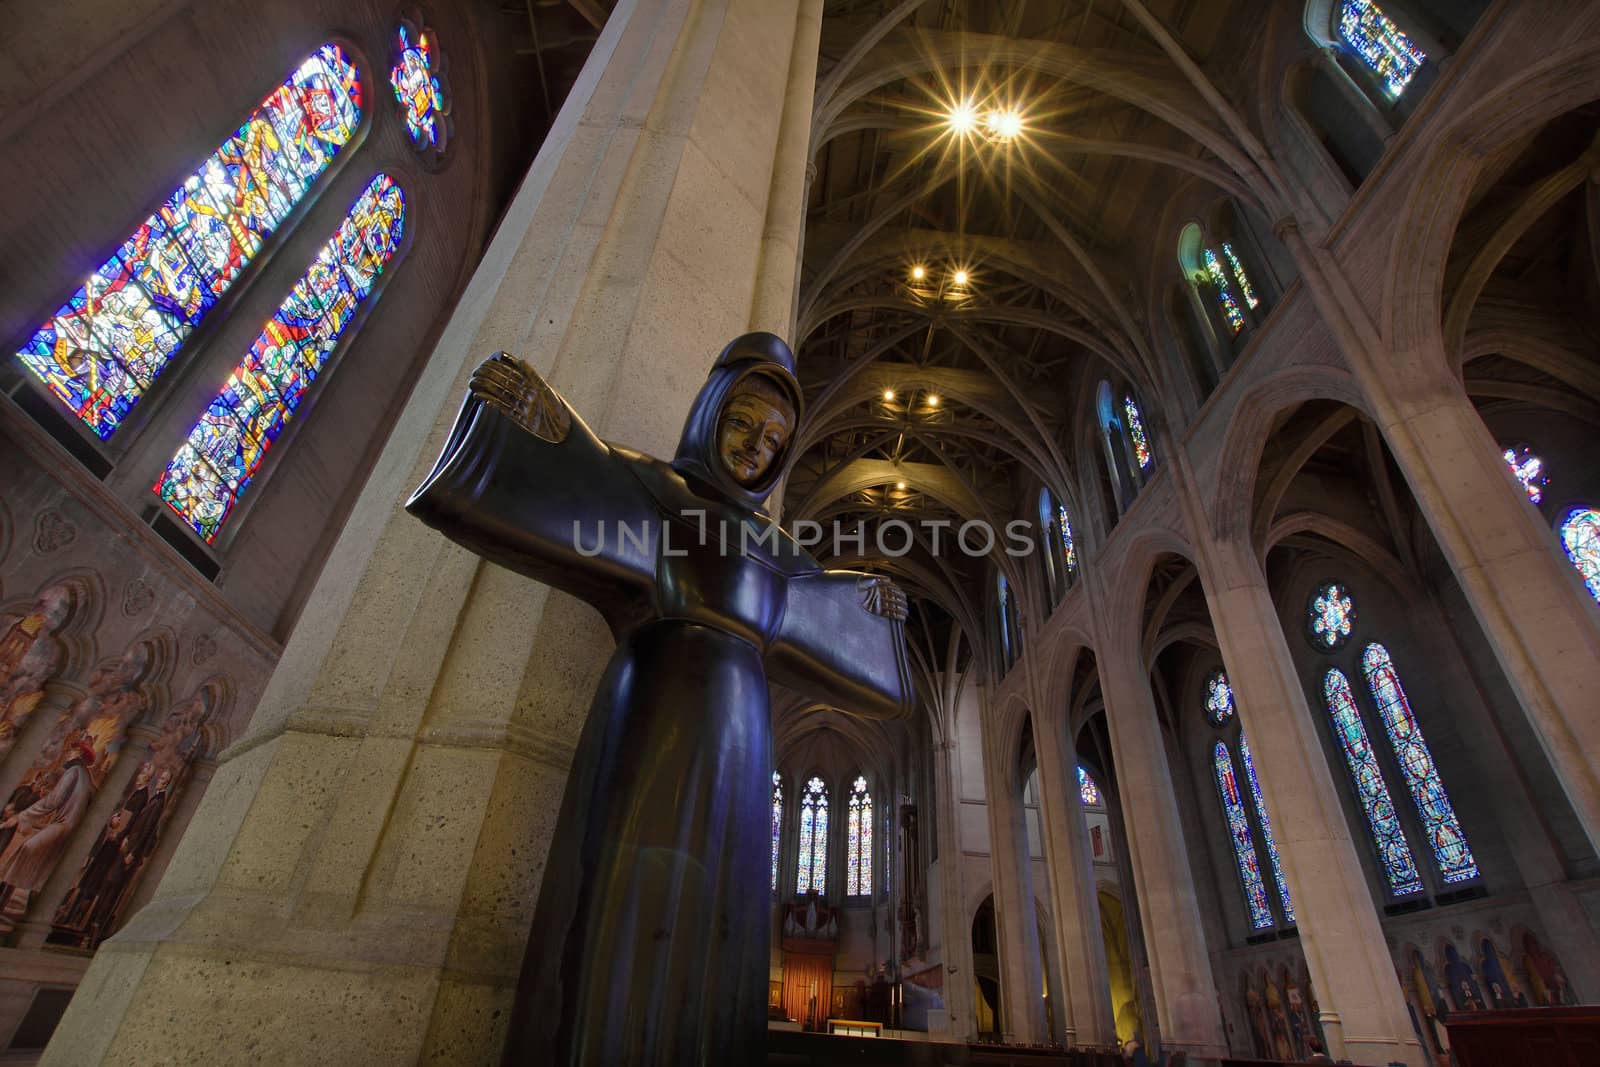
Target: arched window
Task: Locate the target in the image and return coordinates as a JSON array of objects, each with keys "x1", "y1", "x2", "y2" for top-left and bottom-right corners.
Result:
[
  {"x1": 1077, "y1": 766, "x2": 1101, "y2": 806},
  {"x1": 1122, "y1": 394, "x2": 1153, "y2": 470},
  {"x1": 1203, "y1": 248, "x2": 1247, "y2": 335},
  {"x1": 1239, "y1": 735, "x2": 1295, "y2": 923},
  {"x1": 1362, "y1": 644, "x2": 1477, "y2": 883},
  {"x1": 1214, "y1": 741, "x2": 1275, "y2": 930},
  {"x1": 156, "y1": 174, "x2": 405, "y2": 542},
  {"x1": 16, "y1": 45, "x2": 363, "y2": 439},
  {"x1": 1336, "y1": 1, "x2": 1427, "y2": 98},
  {"x1": 1323, "y1": 667, "x2": 1424, "y2": 895},
  {"x1": 771, "y1": 771, "x2": 784, "y2": 892},
  {"x1": 1037, "y1": 489, "x2": 1078, "y2": 605},
  {"x1": 846, "y1": 775, "x2": 873, "y2": 896},
  {"x1": 1501, "y1": 444, "x2": 1547, "y2": 503},
  {"x1": 997, "y1": 573, "x2": 1018, "y2": 669},
  {"x1": 797, "y1": 776, "x2": 829, "y2": 894},
  {"x1": 1057, "y1": 503, "x2": 1077, "y2": 577},
  {"x1": 1560, "y1": 507, "x2": 1600, "y2": 602}
]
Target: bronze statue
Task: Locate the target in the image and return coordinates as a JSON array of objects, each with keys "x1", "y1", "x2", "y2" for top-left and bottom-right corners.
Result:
[{"x1": 406, "y1": 332, "x2": 913, "y2": 1065}]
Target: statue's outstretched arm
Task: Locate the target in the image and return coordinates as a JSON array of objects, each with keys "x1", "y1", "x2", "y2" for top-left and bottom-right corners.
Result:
[
  {"x1": 406, "y1": 353, "x2": 655, "y2": 600},
  {"x1": 768, "y1": 573, "x2": 914, "y2": 719}
]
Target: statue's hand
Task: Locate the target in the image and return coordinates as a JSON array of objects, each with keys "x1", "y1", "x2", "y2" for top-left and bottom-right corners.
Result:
[
  {"x1": 858, "y1": 576, "x2": 909, "y2": 621},
  {"x1": 469, "y1": 353, "x2": 572, "y2": 444}
]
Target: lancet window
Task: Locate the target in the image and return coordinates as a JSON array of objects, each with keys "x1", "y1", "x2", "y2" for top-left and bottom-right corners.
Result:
[
  {"x1": 1057, "y1": 503, "x2": 1077, "y2": 576},
  {"x1": 1337, "y1": 0, "x2": 1427, "y2": 98},
  {"x1": 1214, "y1": 741, "x2": 1274, "y2": 930},
  {"x1": 157, "y1": 174, "x2": 405, "y2": 542},
  {"x1": 1206, "y1": 669, "x2": 1293, "y2": 928},
  {"x1": 15, "y1": 45, "x2": 363, "y2": 439},
  {"x1": 846, "y1": 775, "x2": 873, "y2": 896},
  {"x1": 1323, "y1": 667, "x2": 1423, "y2": 895},
  {"x1": 796, "y1": 776, "x2": 829, "y2": 894},
  {"x1": 1239, "y1": 735, "x2": 1294, "y2": 923},
  {"x1": 771, "y1": 771, "x2": 783, "y2": 892},
  {"x1": 1078, "y1": 766, "x2": 1101, "y2": 807},
  {"x1": 1123, "y1": 394, "x2": 1153, "y2": 470}
]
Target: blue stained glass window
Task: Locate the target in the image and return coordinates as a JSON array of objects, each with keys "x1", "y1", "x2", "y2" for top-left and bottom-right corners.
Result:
[
  {"x1": 1078, "y1": 766, "x2": 1101, "y2": 806},
  {"x1": 1502, "y1": 446, "x2": 1546, "y2": 504},
  {"x1": 771, "y1": 771, "x2": 783, "y2": 892},
  {"x1": 1204, "y1": 248, "x2": 1245, "y2": 335},
  {"x1": 1057, "y1": 503, "x2": 1077, "y2": 574},
  {"x1": 1221, "y1": 243, "x2": 1259, "y2": 309},
  {"x1": 1309, "y1": 582, "x2": 1356, "y2": 650},
  {"x1": 1123, "y1": 395, "x2": 1152, "y2": 469},
  {"x1": 797, "y1": 776, "x2": 829, "y2": 894},
  {"x1": 1338, "y1": 0, "x2": 1427, "y2": 97},
  {"x1": 1205, "y1": 669, "x2": 1236, "y2": 727},
  {"x1": 1238, "y1": 735, "x2": 1295, "y2": 923},
  {"x1": 156, "y1": 174, "x2": 404, "y2": 542},
  {"x1": 1560, "y1": 507, "x2": 1600, "y2": 602},
  {"x1": 390, "y1": 24, "x2": 449, "y2": 151},
  {"x1": 1323, "y1": 668, "x2": 1423, "y2": 895},
  {"x1": 1361, "y1": 644, "x2": 1478, "y2": 883},
  {"x1": 16, "y1": 45, "x2": 363, "y2": 439},
  {"x1": 1214, "y1": 741, "x2": 1274, "y2": 929},
  {"x1": 846, "y1": 775, "x2": 872, "y2": 896}
]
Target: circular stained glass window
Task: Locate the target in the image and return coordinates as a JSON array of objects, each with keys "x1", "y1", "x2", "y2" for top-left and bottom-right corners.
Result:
[
  {"x1": 1204, "y1": 668, "x2": 1235, "y2": 726},
  {"x1": 1307, "y1": 582, "x2": 1356, "y2": 651}
]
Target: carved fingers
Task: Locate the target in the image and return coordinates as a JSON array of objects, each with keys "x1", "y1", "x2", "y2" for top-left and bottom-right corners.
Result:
[
  {"x1": 469, "y1": 353, "x2": 572, "y2": 443},
  {"x1": 858, "y1": 576, "x2": 909, "y2": 621}
]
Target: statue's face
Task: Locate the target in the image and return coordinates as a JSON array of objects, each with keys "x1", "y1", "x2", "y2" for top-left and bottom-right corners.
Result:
[{"x1": 717, "y1": 387, "x2": 793, "y2": 486}]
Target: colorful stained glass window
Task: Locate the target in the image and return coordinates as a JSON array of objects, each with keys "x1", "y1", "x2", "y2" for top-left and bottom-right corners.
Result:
[
  {"x1": 1214, "y1": 741, "x2": 1274, "y2": 930},
  {"x1": 1323, "y1": 668, "x2": 1423, "y2": 895},
  {"x1": 1078, "y1": 766, "x2": 1101, "y2": 807},
  {"x1": 1221, "y1": 243, "x2": 1260, "y2": 309},
  {"x1": 797, "y1": 776, "x2": 829, "y2": 894},
  {"x1": 1205, "y1": 669, "x2": 1236, "y2": 727},
  {"x1": 1308, "y1": 582, "x2": 1355, "y2": 650},
  {"x1": 1239, "y1": 735, "x2": 1295, "y2": 923},
  {"x1": 771, "y1": 771, "x2": 784, "y2": 892},
  {"x1": 1562, "y1": 507, "x2": 1600, "y2": 601},
  {"x1": 1057, "y1": 503, "x2": 1077, "y2": 574},
  {"x1": 846, "y1": 775, "x2": 873, "y2": 896},
  {"x1": 1338, "y1": 0, "x2": 1427, "y2": 97},
  {"x1": 1500, "y1": 446, "x2": 1546, "y2": 504},
  {"x1": 1204, "y1": 247, "x2": 1246, "y2": 335},
  {"x1": 1123, "y1": 395, "x2": 1152, "y2": 469},
  {"x1": 390, "y1": 23, "x2": 449, "y2": 152},
  {"x1": 1361, "y1": 644, "x2": 1478, "y2": 883},
  {"x1": 1502, "y1": 446, "x2": 1546, "y2": 503},
  {"x1": 16, "y1": 45, "x2": 363, "y2": 439},
  {"x1": 156, "y1": 174, "x2": 405, "y2": 543}
]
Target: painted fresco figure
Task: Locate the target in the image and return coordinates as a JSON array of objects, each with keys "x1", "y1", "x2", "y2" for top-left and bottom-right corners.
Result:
[
  {"x1": 0, "y1": 584, "x2": 75, "y2": 760},
  {"x1": 1443, "y1": 942, "x2": 1485, "y2": 1012},
  {"x1": 1523, "y1": 932, "x2": 1575, "y2": 1006},
  {"x1": 406, "y1": 334, "x2": 914, "y2": 1066}
]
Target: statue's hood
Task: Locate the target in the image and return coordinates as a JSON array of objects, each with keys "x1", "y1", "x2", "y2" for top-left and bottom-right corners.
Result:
[{"x1": 672, "y1": 332, "x2": 804, "y2": 512}]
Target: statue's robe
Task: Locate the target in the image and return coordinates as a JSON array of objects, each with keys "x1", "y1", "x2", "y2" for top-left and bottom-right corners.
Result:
[{"x1": 407, "y1": 340, "x2": 912, "y2": 1066}]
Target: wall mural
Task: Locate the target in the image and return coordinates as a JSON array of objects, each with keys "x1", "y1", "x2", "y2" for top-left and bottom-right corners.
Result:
[
  {"x1": 0, "y1": 583, "x2": 78, "y2": 759},
  {"x1": 0, "y1": 635, "x2": 161, "y2": 930},
  {"x1": 47, "y1": 677, "x2": 224, "y2": 950}
]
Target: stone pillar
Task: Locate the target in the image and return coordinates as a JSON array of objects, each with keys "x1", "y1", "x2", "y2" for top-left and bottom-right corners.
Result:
[
  {"x1": 980, "y1": 708, "x2": 1047, "y2": 1044},
  {"x1": 1094, "y1": 641, "x2": 1227, "y2": 1056},
  {"x1": 1196, "y1": 537, "x2": 1425, "y2": 1067},
  {"x1": 1032, "y1": 701, "x2": 1116, "y2": 1046},
  {"x1": 43, "y1": 1, "x2": 818, "y2": 1063},
  {"x1": 1281, "y1": 223, "x2": 1600, "y2": 856},
  {"x1": 930, "y1": 738, "x2": 976, "y2": 1039}
]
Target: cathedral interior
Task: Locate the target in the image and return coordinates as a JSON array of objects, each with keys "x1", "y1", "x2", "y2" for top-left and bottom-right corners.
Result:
[{"x1": 1, "y1": 0, "x2": 1598, "y2": 1063}]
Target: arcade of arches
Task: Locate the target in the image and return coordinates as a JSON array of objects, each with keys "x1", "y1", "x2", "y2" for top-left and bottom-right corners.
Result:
[{"x1": 0, "y1": 1, "x2": 1598, "y2": 1064}]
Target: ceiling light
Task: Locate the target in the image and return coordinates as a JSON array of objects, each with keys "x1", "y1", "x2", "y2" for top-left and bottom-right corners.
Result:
[
  {"x1": 947, "y1": 101, "x2": 979, "y2": 135},
  {"x1": 883, "y1": 389, "x2": 896, "y2": 401},
  {"x1": 926, "y1": 395, "x2": 941, "y2": 407},
  {"x1": 951, "y1": 270, "x2": 968, "y2": 286},
  {"x1": 985, "y1": 109, "x2": 1023, "y2": 141},
  {"x1": 910, "y1": 265, "x2": 926, "y2": 281},
  {"x1": 896, "y1": 480, "x2": 907, "y2": 490}
]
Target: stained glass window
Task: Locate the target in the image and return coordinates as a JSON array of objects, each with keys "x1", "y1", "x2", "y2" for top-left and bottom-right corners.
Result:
[
  {"x1": 1361, "y1": 644, "x2": 1478, "y2": 883},
  {"x1": 1123, "y1": 395, "x2": 1152, "y2": 469},
  {"x1": 797, "y1": 776, "x2": 829, "y2": 894},
  {"x1": 1205, "y1": 669, "x2": 1236, "y2": 727},
  {"x1": 1337, "y1": 0, "x2": 1427, "y2": 97},
  {"x1": 1078, "y1": 766, "x2": 1101, "y2": 807},
  {"x1": 1057, "y1": 503, "x2": 1077, "y2": 574},
  {"x1": 15, "y1": 45, "x2": 363, "y2": 439},
  {"x1": 1323, "y1": 668, "x2": 1423, "y2": 895},
  {"x1": 1239, "y1": 735, "x2": 1295, "y2": 923},
  {"x1": 771, "y1": 771, "x2": 784, "y2": 892},
  {"x1": 1204, "y1": 248, "x2": 1246, "y2": 335},
  {"x1": 1308, "y1": 582, "x2": 1355, "y2": 650},
  {"x1": 1214, "y1": 741, "x2": 1274, "y2": 929},
  {"x1": 1562, "y1": 507, "x2": 1600, "y2": 602},
  {"x1": 390, "y1": 23, "x2": 449, "y2": 152},
  {"x1": 846, "y1": 775, "x2": 873, "y2": 896},
  {"x1": 1221, "y1": 243, "x2": 1259, "y2": 309},
  {"x1": 156, "y1": 174, "x2": 405, "y2": 542},
  {"x1": 1501, "y1": 446, "x2": 1546, "y2": 504}
]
